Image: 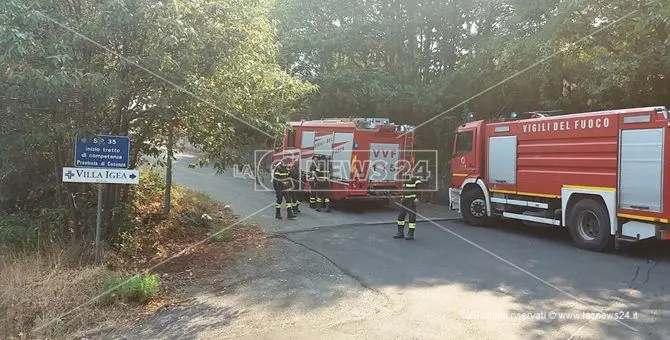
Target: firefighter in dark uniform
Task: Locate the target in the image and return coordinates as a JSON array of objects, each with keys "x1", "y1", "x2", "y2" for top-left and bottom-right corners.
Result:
[
  {"x1": 394, "y1": 173, "x2": 423, "y2": 240},
  {"x1": 308, "y1": 159, "x2": 318, "y2": 209},
  {"x1": 315, "y1": 155, "x2": 331, "y2": 212},
  {"x1": 289, "y1": 161, "x2": 301, "y2": 214},
  {"x1": 273, "y1": 159, "x2": 296, "y2": 220}
]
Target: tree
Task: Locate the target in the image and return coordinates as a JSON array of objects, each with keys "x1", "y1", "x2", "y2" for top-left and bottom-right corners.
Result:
[
  {"x1": 275, "y1": 0, "x2": 670, "y2": 179},
  {"x1": 0, "y1": 0, "x2": 314, "y2": 246}
]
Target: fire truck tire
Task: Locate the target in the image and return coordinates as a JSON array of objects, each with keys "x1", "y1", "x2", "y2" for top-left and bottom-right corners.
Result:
[
  {"x1": 461, "y1": 188, "x2": 492, "y2": 227},
  {"x1": 567, "y1": 199, "x2": 612, "y2": 252}
]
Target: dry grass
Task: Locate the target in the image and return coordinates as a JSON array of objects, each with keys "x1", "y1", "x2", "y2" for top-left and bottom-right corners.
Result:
[
  {"x1": 0, "y1": 181, "x2": 267, "y2": 339},
  {"x1": 0, "y1": 249, "x2": 121, "y2": 339}
]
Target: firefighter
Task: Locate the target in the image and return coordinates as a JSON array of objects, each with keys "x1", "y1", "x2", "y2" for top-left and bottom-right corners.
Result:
[
  {"x1": 273, "y1": 158, "x2": 296, "y2": 220},
  {"x1": 315, "y1": 155, "x2": 331, "y2": 213},
  {"x1": 394, "y1": 172, "x2": 423, "y2": 240},
  {"x1": 308, "y1": 156, "x2": 318, "y2": 209},
  {"x1": 289, "y1": 160, "x2": 301, "y2": 214}
]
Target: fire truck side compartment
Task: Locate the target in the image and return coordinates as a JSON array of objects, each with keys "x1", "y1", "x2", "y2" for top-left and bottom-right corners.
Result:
[{"x1": 452, "y1": 106, "x2": 670, "y2": 246}]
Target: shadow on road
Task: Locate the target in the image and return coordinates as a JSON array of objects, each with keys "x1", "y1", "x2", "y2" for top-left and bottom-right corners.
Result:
[
  {"x1": 123, "y1": 154, "x2": 669, "y2": 339},
  {"x1": 107, "y1": 300, "x2": 246, "y2": 339},
  {"x1": 483, "y1": 218, "x2": 670, "y2": 261},
  {"x1": 110, "y1": 219, "x2": 670, "y2": 340},
  {"x1": 279, "y1": 221, "x2": 670, "y2": 339}
]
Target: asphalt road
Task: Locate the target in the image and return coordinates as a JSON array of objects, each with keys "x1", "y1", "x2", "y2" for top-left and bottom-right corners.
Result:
[
  {"x1": 114, "y1": 153, "x2": 670, "y2": 339},
  {"x1": 285, "y1": 221, "x2": 670, "y2": 339},
  {"x1": 167, "y1": 153, "x2": 460, "y2": 233}
]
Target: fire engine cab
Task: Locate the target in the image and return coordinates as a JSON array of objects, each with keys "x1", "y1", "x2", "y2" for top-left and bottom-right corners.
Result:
[
  {"x1": 272, "y1": 117, "x2": 416, "y2": 202},
  {"x1": 449, "y1": 106, "x2": 670, "y2": 251}
]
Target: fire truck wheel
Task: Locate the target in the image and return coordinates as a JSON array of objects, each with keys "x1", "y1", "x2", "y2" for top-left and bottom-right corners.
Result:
[
  {"x1": 461, "y1": 188, "x2": 491, "y2": 227},
  {"x1": 568, "y1": 199, "x2": 612, "y2": 251}
]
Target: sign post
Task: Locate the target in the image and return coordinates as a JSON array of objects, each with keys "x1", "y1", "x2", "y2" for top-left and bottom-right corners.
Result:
[
  {"x1": 95, "y1": 184, "x2": 103, "y2": 264},
  {"x1": 64, "y1": 134, "x2": 139, "y2": 265}
]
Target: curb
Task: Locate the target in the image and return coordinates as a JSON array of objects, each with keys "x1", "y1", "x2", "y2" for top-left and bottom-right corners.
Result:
[
  {"x1": 270, "y1": 216, "x2": 463, "y2": 236},
  {"x1": 362, "y1": 217, "x2": 462, "y2": 226}
]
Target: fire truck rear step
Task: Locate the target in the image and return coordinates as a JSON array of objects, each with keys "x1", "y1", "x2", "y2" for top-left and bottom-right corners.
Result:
[{"x1": 619, "y1": 221, "x2": 659, "y2": 241}]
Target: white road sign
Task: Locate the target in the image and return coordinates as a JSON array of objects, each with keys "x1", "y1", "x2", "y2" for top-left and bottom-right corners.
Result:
[{"x1": 62, "y1": 167, "x2": 140, "y2": 184}]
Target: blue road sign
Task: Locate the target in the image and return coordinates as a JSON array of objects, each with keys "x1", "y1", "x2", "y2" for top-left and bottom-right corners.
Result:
[{"x1": 75, "y1": 135, "x2": 130, "y2": 169}]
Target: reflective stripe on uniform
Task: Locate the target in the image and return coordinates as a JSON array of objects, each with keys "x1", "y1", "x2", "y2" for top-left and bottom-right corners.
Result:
[
  {"x1": 316, "y1": 198, "x2": 322, "y2": 202},
  {"x1": 408, "y1": 223, "x2": 416, "y2": 229},
  {"x1": 397, "y1": 220, "x2": 406, "y2": 226},
  {"x1": 404, "y1": 194, "x2": 417, "y2": 198},
  {"x1": 275, "y1": 203, "x2": 281, "y2": 208},
  {"x1": 325, "y1": 198, "x2": 330, "y2": 203}
]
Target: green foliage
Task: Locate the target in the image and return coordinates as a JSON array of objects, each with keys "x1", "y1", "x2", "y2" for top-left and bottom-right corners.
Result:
[
  {"x1": 133, "y1": 166, "x2": 168, "y2": 208},
  {"x1": 276, "y1": 0, "x2": 670, "y2": 176},
  {"x1": 0, "y1": 0, "x2": 313, "y2": 248},
  {"x1": 100, "y1": 273, "x2": 159, "y2": 304},
  {"x1": 0, "y1": 208, "x2": 71, "y2": 251},
  {"x1": 0, "y1": 215, "x2": 37, "y2": 250}
]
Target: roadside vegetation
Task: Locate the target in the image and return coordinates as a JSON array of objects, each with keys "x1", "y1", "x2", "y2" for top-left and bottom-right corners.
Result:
[
  {"x1": 0, "y1": 168, "x2": 266, "y2": 339},
  {"x1": 1, "y1": 1, "x2": 299, "y2": 337}
]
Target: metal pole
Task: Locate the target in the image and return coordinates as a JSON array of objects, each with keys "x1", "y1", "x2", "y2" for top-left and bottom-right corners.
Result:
[
  {"x1": 164, "y1": 120, "x2": 174, "y2": 215},
  {"x1": 95, "y1": 183, "x2": 103, "y2": 265}
]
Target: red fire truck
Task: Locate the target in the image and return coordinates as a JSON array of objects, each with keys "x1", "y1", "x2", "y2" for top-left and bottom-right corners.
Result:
[
  {"x1": 272, "y1": 118, "x2": 416, "y2": 201},
  {"x1": 449, "y1": 106, "x2": 670, "y2": 251}
]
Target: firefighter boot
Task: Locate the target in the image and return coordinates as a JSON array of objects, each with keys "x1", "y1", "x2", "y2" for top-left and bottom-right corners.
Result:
[
  {"x1": 293, "y1": 201, "x2": 301, "y2": 214},
  {"x1": 405, "y1": 228, "x2": 415, "y2": 241},
  {"x1": 393, "y1": 225, "x2": 405, "y2": 239},
  {"x1": 275, "y1": 208, "x2": 282, "y2": 220},
  {"x1": 287, "y1": 207, "x2": 296, "y2": 220}
]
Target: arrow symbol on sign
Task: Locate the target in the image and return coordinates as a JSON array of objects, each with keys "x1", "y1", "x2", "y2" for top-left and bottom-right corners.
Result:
[{"x1": 129, "y1": 174, "x2": 136, "y2": 179}]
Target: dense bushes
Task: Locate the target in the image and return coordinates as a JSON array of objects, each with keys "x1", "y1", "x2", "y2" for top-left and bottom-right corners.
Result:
[{"x1": 0, "y1": 0, "x2": 312, "y2": 257}]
